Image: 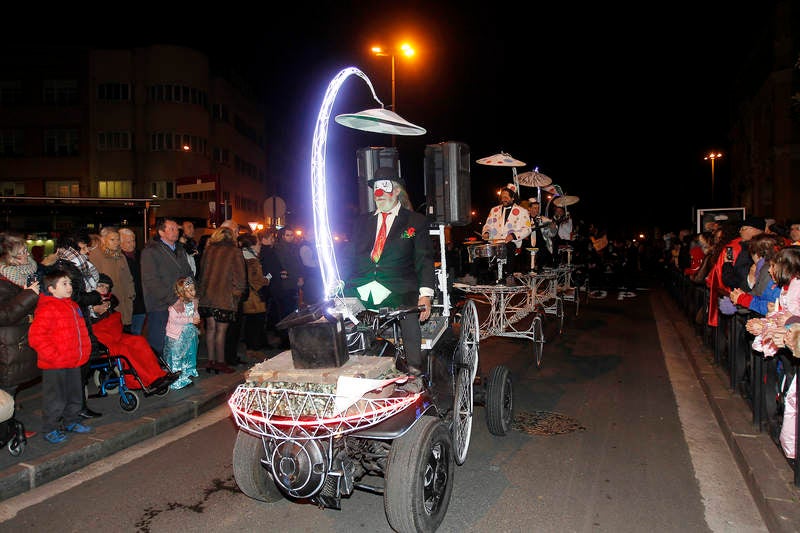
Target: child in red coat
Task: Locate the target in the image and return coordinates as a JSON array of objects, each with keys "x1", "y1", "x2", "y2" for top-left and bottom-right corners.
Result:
[{"x1": 29, "y1": 269, "x2": 93, "y2": 444}]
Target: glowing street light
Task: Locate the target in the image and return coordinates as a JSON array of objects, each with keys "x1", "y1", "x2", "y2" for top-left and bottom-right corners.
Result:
[
  {"x1": 371, "y1": 43, "x2": 415, "y2": 147},
  {"x1": 704, "y1": 152, "x2": 722, "y2": 204}
]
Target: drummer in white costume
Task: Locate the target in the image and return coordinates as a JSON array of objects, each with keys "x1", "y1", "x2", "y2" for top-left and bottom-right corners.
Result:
[{"x1": 481, "y1": 184, "x2": 531, "y2": 273}]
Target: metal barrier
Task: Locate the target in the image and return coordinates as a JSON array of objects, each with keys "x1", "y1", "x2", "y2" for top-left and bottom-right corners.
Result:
[{"x1": 666, "y1": 268, "x2": 799, "y2": 487}]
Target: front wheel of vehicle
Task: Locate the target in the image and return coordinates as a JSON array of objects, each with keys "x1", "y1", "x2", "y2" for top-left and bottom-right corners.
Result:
[
  {"x1": 384, "y1": 416, "x2": 455, "y2": 533},
  {"x1": 232, "y1": 430, "x2": 284, "y2": 503}
]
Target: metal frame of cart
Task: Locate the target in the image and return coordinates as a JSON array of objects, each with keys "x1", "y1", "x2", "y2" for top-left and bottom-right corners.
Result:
[{"x1": 453, "y1": 282, "x2": 546, "y2": 368}]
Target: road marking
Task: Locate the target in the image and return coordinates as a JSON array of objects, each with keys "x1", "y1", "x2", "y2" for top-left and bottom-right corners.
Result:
[{"x1": 0, "y1": 404, "x2": 231, "y2": 522}]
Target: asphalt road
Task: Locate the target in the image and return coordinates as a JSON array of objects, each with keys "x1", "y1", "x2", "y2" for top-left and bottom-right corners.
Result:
[{"x1": 0, "y1": 287, "x2": 768, "y2": 532}]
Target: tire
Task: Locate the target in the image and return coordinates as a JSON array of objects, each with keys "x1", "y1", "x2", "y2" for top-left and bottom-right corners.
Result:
[
  {"x1": 7, "y1": 437, "x2": 24, "y2": 457},
  {"x1": 532, "y1": 315, "x2": 544, "y2": 368},
  {"x1": 485, "y1": 365, "x2": 514, "y2": 436},
  {"x1": 556, "y1": 297, "x2": 565, "y2": 335},
  {"x1": 153, "y1": 385, "x2": 170, "y2": 397},
  {"x1": 119, "y1": 390, "x2": 140, "y2": 413},
  {"x1": 232, "y1": 430, "x2": 284, "y2": 502},
  {"x1": 384, "y1": 417, "x2": 455, "y2": 533},
  {"x1": 93, "y1": 367, "x2": 120, "y2": 395}
]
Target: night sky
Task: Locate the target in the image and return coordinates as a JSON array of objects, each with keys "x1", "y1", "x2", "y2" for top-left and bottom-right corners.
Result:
[{"x1": 146, "y1": 2, "x2": 776, "y2": 239}]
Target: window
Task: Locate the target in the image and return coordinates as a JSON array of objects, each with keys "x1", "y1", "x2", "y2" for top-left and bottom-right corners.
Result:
[
  {"x1": 0, "y1": 80, "x2": 22, "y2": 105},
  {"x1": 213, "y1": 147, "x2": 230, "y2": 165},
  {"x1": 97, "y1": 83, "x2": 131, "y2": 101},
  {"x1": 45, "y1": 181, "x2": 80, "y2": 197},
  {"x1": 43, "y1": 79, "x2": 78, "y2": 105},
  {"x1": 0, "y1": 130, "x2": 23, "y2": 156},
  {"x1": 212, "y1": 104, "x2": 229, "y2": 122},
  {"x1": 97, "y1": 131, "x2": 132, "y2": 151},
  {"x1": 147, "y1": 84, "x2": 207, "y2": 107},
  {"x1": 44, "y1": 129, "x2": 79, "y2": 156},
  {"x1": 98, "y1": 180, "x2": 132, "y2": 198},
  {"x1": 150, "y1": 181, "x2": 175, "y2": 199},
  {"x1": 150, "y1": 132, "x2": 207, "y2": 154},
  {"x1": 0, "y1": 182, "x2": 25, "y2": 196}
]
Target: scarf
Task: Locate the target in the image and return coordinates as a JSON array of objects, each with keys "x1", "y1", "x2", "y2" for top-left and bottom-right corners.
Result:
[
  {"x1": 57, "y1": 247, "x2": 100, "y2": 291},
  {"x1": 0, "y1": 257, "x2": 37, "y2": 288}
]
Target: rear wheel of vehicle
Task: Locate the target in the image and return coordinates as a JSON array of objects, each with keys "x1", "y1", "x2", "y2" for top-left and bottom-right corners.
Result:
[
  {"x1": 119, "y1": 390, "x2": 139, "y2": 412},
  {"x1": 486, "y1": 365, "x2": 514, "y2": 436},
  {"x1": 232, "y1": 430, "x2": 284, "y2": 502},
  {"x1": 384, "y1": 417, "x2": 455, "y2": 533},
  {"x1": 93, "y1": 367, "x2": 120, "y2": 395}
]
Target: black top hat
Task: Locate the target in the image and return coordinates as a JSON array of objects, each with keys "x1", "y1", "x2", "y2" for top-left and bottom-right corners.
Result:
[
  {"x1": 740, "y1": 216, "x2": 766, "y2": 231},
  {"x1": 367, "y1": 167, "x2": 406, "y2": 188}
]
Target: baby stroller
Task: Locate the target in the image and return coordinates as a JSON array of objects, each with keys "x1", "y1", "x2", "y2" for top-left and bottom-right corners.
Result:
[{"x1": 0, "y1": 389, "x2": 26, "y2": 456}]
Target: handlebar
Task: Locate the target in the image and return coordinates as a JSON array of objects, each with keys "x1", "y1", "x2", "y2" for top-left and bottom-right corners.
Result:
[{"x1": 377, "y1": 305, "x2": 426, "y2": 320}]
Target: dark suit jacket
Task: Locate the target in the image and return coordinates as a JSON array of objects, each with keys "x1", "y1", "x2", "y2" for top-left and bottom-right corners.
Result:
[{"x1": 343, "y1": 207, "x2": 435, "y2": 308}]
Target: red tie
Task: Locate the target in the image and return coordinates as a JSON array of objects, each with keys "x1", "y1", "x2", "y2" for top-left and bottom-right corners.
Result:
[{"x1": 371, "y1": 212, "x2": 389, "y2": 262}]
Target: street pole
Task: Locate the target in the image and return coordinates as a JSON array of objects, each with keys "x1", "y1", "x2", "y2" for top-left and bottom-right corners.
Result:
[{"x1": 391, "y1": 54, "x2": 396, "y2": 147}]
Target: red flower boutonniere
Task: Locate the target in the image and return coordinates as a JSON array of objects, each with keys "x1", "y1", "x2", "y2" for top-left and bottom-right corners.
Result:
[{"x1": 402, "y1": 227, "x2": 416, "y2": 239}]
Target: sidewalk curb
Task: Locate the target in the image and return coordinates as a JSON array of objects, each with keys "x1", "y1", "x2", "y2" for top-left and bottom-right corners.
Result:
[
  {"x1": 662, "y1": 293, "x2": 800, "y2": 533},
  {"x1": 0, "y1": 372, "x2": 244, "y2": 501}
]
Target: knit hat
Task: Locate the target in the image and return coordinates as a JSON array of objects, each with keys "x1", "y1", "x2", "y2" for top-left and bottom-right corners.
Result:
[{"x1": 97, "y1": 273, "x2": 113, "y2": 289}]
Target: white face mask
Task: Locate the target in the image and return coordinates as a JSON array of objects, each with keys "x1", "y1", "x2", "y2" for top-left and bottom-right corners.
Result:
[{"x1": 373, "y1": 180, "x2": 394, "y2": 193}]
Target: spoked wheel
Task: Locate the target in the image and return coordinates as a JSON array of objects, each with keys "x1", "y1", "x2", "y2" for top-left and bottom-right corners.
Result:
[
  {"x1": 119, "y1": 390, "x2": 140, "y2": 412},
  {"x1": 93, "y1": 367, "x2": 121, "y2": 395},
  {"x1": 485, "y1": 365, "x2": 514, "y2": 436},
  {"x1": 385, "y1": 417, "x2": 455, "y2": 533},
  {"x1": 452, "y1": 299, "x2": 479, "y2": 466},
  {"x1": 556, "y1": 296, "x2": 565, "y2": 335},
  {"x1": 232, "y1": 430, "x2": 284, "y2": 502},
  {"x1": 532, "y1": 314, "x2": 544, "y2": 368}
]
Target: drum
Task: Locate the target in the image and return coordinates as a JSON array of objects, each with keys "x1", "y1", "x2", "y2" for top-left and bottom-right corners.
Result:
[{"x1": 467, "y1": 243, "x2": 507, "y2": 262}]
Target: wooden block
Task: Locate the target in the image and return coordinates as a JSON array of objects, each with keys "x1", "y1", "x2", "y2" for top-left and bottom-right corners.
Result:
[{"x1": 245, "y1": 351, "x2": 397, "y2": 385}]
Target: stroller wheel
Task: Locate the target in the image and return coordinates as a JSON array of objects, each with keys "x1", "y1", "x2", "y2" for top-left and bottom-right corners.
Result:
[
  {"x1": 153, "y1": 385, "x2": 170, "y2": 397},
  {"x1": 93, "y1": 368, "x2": 120, "y2": 395},
  {"x1": 7, "y1": 436, "x2": 25, "y2": 457},
  {"x1": 119, "y1": 390, "x2": 140, "y2": 413}
]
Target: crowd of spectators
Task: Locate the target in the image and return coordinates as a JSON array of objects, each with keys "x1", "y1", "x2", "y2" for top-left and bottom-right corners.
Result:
[{"x1": 0, "y1": 218, "x2": 320, "y2": 444}]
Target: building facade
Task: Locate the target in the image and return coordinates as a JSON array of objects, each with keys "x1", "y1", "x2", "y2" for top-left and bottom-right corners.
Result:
[
  {"x1": 0, "y1": 44, "x2": 268, "y2": 238},
  {"x1": 728, "y1": 1, "x2": 800, "y2": 223}
]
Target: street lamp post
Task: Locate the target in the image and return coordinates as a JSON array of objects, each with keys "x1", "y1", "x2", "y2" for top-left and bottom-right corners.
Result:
[
  {"x1": 704, "y1": 152, "x2": 722, "y2": 205},
  {"x1": 371, "y1": 43, "x2": 415, "y2": 146}
]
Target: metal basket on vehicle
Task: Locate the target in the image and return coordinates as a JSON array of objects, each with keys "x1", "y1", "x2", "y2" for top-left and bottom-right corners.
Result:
[{"x1": 228, "y1": 383, "x2": 421, "y2": 440}]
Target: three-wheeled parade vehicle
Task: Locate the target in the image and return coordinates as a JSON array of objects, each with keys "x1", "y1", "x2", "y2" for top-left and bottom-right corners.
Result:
[{"x1": 227, "y1": 67, "x2": 515, "y2": 532}]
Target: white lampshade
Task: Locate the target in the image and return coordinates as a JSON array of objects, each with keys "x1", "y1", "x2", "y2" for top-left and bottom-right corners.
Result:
[{"x1": 334, "y1": 108, "x2": 426, "y2": 136}]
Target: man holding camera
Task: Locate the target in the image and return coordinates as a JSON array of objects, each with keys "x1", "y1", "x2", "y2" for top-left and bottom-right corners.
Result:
[{"x1": 722, "y1": 217, "x2": 766, "y2": 293}]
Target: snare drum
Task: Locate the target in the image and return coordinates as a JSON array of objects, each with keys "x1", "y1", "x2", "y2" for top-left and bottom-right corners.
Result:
[{"x1": 467, "y1": 243, "x2": 507, "y2": 262}]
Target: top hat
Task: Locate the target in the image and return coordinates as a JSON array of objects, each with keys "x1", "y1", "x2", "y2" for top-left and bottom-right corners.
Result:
[{"x1": 367, "y1": 167, "x2": 406, "y2": 188}]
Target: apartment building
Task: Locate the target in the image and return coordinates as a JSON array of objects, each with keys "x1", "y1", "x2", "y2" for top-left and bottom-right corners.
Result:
[{"x1": 0, "y1": 44, "x2": 268, "y2": 238}]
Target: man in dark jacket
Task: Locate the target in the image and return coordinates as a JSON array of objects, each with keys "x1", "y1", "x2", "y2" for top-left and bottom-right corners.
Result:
[
  {"x1": 141, "y1": 217, "x2": 193, "y2": 357},
  {"x1": 342, "y1": 167, "x2": 434, "y2": 375}
]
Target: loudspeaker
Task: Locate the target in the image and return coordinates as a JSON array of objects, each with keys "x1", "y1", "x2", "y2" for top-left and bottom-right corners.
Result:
[
  {"x1": 289, "y1": 317, "x2": 349, "y2": 368},
  {"x1": 424, "y1": 141, "x2": 471, "y2": 226},
  {"x1": 356, "y1": 147, "x2": 401, "y2": 214}
]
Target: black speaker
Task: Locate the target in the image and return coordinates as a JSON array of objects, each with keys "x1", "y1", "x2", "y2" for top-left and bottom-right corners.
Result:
[
  {"x1": 424, "y1": 141, "x2": 471, "y2": 226},
  {"x1": 356, "y1": 146, "x2": 401, "y2": 214},
  {"x1": 289, "y1": 317, "x2": 349, "y2": 368}
]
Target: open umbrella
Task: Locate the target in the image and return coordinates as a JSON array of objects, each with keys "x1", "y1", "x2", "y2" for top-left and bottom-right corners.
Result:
[
  {"x1": 476, "y1": 152, "x2": 527, "y2": 193},
  {"x1": 516, "y1": 168, "x2": 552, "y2": 204}
]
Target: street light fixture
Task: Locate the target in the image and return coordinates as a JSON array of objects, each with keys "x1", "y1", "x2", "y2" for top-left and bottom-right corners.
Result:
[
  {"x1": 704, "y1": 152, "x2": 722, "y2": 205},
  {"x1": 371, "y1": 43, "x2": 415, "y2": 146}
]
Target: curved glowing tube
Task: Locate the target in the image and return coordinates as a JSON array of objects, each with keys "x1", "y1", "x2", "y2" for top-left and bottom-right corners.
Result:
[{"x1": 311, "y1": 67, "x2": 384, "y2": 300}]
